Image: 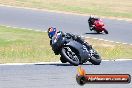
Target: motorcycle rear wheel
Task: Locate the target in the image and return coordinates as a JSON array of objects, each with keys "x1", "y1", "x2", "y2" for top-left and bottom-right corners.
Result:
[
  {"x1": 89, "y1": 50, "x2": 101, "y2": 65},
  {"x1": 90, "y1": 55, "x2": 101, "y2": 65},
  {"x1": 95, "y1": 30, "x2": 101, "y2": 34}
]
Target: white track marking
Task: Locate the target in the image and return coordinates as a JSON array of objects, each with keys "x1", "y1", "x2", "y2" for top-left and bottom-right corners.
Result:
[
  {"x1": 114, "y1": 59, "x2": 132, "y2": 61},
  {"x1": 1, "y1": 25, "x2": 46, "y2": 32},
  {"x1": 0, "y1": 61, "x2": 61, "y2": 65},
  {"x1": 82, "y1": 36, "x2": 132, "y2": 46},
  {"x1": 0, "y1": 59, "x2": 132, "y2": 65}
]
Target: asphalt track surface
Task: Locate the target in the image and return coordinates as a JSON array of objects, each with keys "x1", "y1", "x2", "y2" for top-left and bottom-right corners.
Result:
[
  {"x1": 0, "y1": 61, "x2": 132, "y2": 88},
  {"x1": 0, "y1": 6, "x2": 132, "y2": 44}
]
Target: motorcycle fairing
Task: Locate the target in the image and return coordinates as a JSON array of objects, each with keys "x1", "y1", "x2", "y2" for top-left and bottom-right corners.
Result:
[{"x1": 65, "y1": 41, "x2": 90, "y2": 62}]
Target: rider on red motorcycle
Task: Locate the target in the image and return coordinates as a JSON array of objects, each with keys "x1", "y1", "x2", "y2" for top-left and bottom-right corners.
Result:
[
  {"x1": 93, "y1": 20, "x2": 104, "y2": 29},
  {"x1": 88, "y1": 16, "x2": 100, "y2": 31},
  {"x1": 88, "y1": 16, "x2": 108, "y2": 34}
]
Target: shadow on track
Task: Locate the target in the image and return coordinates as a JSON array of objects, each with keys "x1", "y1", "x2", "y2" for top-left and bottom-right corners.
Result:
[
  {"x1": 84, "y1": 32, "x2": 104, "y2": 35},
  {"x1": 35, "y1": 63, "x2": 93, "y2": 66}
]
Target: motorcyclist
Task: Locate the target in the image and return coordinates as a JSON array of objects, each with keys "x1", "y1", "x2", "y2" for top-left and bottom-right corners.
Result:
[
  {"x1": 88, "y1": 16, "x2": 100, "y2": 30},
  {"x1": 47, "y1": 27, "x2": 57, "y2": 39},
  {"x1": 47, "y1": 27, "x2": 92, "y2": 50},
  {"x1": 65, "y1": 33, "x2": 92, "y2": 50}
]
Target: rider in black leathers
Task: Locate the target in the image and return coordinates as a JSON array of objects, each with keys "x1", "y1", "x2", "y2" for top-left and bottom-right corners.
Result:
[
  {"x1": 47, "y1": 27, "x2": 92, "y2": 50},
  {"x1": 60, "y1": 31, "x2": 92, "y2": 50}
]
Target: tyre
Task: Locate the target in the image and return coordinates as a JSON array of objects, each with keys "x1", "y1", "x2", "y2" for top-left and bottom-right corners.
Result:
[
  {"x1": 96, "y1": 30, "x2": 101, "y2": 34},
  {"x1": 90, "y1": 55, "x2": 101, "y2": 65},
  {"x1": 104, "y1": 29, "x2": 108, "y2": 34},
  {"x1": 89, "y1": 50, "x2": 101, "y2": 65},
  {"x1": 60, "y1": 56, "x2": 67, "y2": 63},
  {"x1": 61, "y1": 47, "x2": 80, "y2": 66}
]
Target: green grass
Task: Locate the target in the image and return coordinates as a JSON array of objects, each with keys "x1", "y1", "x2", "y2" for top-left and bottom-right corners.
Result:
[
  {"x1": 0, "y1": 25, "x2": 131, "y2": 63},
  {"x1": 0, "y1": 0, "x2": 132, "y2": 19},
  {"x1": 0, "y1": 26, "x2": 59, "y2": 63},
  {"x1": 85, "y1": 38, "x2": 132, "y2": 60}
]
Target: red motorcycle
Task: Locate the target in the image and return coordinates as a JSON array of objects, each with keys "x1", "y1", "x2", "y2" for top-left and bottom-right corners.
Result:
[{"x1": 88, "y1": 17, "x2": 108, "y2": 34}]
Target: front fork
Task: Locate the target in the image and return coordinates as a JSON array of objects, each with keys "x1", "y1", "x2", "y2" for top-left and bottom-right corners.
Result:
[
  {"x1": 89, "y1": 49, "x2": 96, "y2": 57},
  {"x1": 82, "y1": 45, "x2": 95, "y2": 63}
]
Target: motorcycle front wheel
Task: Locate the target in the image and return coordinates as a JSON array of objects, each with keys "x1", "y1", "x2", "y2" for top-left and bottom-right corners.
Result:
[
  {"x1": 60, "y1": 56, "x2": 67, "y2": 63},
  {"x1": 61, "y1": 47, "x2": 80, "y2": 66},
  {"x1": 103, "y1": 28, "x2": 108, "y2": 34}
]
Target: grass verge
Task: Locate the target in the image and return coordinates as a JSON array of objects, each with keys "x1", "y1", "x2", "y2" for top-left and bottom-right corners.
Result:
[
  {"x1": 0, "y1": 26, "x2": 131, "y2": 63},
  {"x1": 0, "y1": 26, "x2": 59, "y2": 63},
  {"x1": 0, "y1": 0, "x2": 132, "y2": 19},
  {"x1": 85, "y1": 38, "x2": 132, "y2": 60}
]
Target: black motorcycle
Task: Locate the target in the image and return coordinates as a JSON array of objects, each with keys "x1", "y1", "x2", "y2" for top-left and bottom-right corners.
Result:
[{"x1": 50, "y1": 32, "x2": 101, "y2": 66}]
